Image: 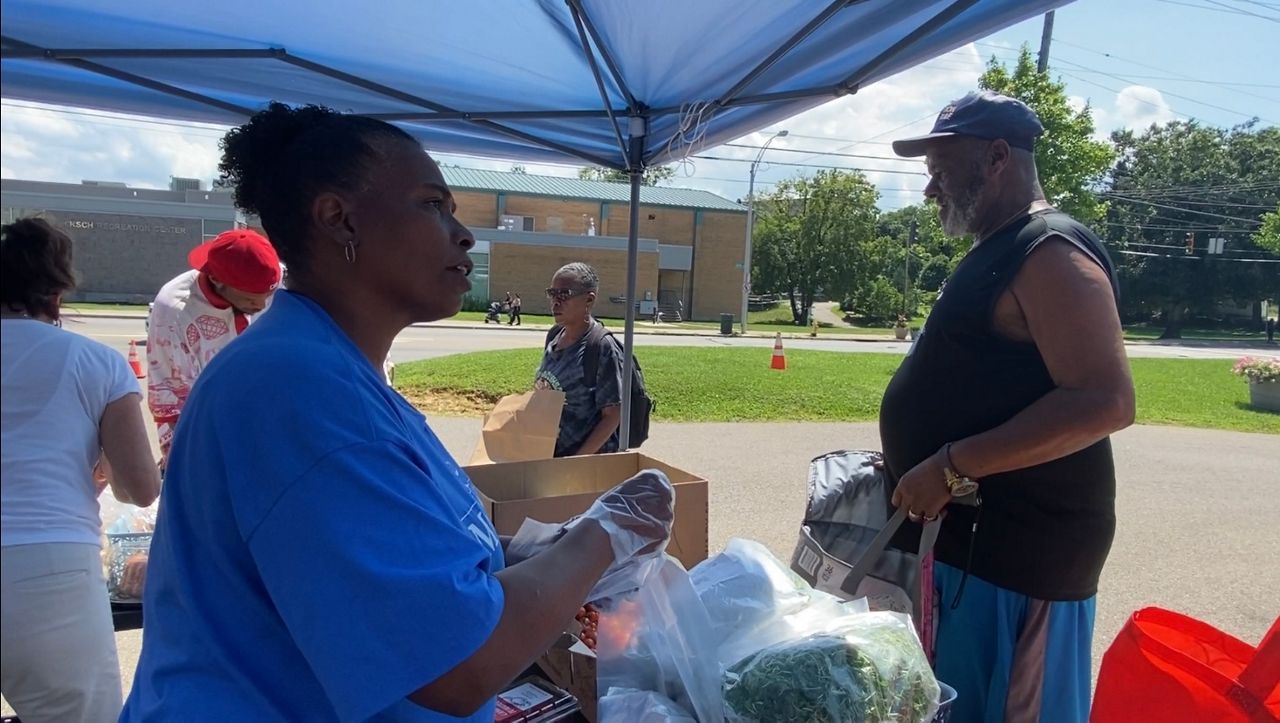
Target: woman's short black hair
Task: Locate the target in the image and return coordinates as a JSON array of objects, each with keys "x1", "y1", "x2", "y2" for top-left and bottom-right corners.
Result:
[
  {"x1": 1, "y1": 217, "x2": 76, "y2": 321},
  {"x1": 218, "y1": 102, "x2": 416, "y2": 273}
]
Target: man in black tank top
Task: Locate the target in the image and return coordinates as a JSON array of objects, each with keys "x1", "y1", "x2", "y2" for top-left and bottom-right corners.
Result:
[{"x1": 882, "y1": 91, "x2": 1135, "y2": 723}]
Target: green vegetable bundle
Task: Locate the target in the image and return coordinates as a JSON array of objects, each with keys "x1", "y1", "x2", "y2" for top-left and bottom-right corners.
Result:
[{"x1": 722, "y1": 613, "x2": 939, "y2": 723}]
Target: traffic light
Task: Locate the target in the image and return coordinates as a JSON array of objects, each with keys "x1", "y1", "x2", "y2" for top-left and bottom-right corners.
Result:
[{"x1": 1185, "y1": 232, "x2": 1196, "y2": 254}]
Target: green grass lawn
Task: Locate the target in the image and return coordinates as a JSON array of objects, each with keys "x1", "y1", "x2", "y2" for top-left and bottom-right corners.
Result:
[
  {"x1": 1123, "y1": 323, "x2": 1265, "y2": 343},
  {"x1": 63, "y1": 302, "x2": 150, "y2": 313},
  {"x1": 396, "y1": 348, "x2": 1278, "y2": 433}
]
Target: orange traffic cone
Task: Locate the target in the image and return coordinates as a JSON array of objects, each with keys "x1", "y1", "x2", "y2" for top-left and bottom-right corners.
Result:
[
  {"x1": 128, "y1": 340, "x2": 145, "y2": 379},
  {"x1": 771, "y1": 332, "x2": 787, "y2": 371}
]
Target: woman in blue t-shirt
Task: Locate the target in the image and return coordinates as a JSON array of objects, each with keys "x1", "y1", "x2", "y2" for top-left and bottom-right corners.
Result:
[{"x1": 121, "y1": 103, "x2": 674, "y2": 723}]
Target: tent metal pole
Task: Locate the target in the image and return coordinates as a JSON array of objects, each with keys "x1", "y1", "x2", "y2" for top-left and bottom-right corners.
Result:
[
  {"x1": 368, "y1": 109, "x2": 623, "y2": 122},
  {"x1": 714, "y1": 0, "x2": 865, "y2": 108},
  {"x1": 275, "y1": 54, "x2": 620, "y2": 169},
  {"x1": 567, "y1": 0, "x2": 631, "y2": 167},
  {"x1": 0, "y1": 46, "x2": 281, "y2": 60},
  {"x1": 564, "y1": 0, "x2": 639, "y2": 113},
  {"x1": 619, "y1": 118, "x2": 646, "y2": 450},
  {"x1": 0, "y1": 36, "x2": 252, "y2": 117},
  {"x1": 836, "y1": 0, "x2": 983, "y2": 93}
]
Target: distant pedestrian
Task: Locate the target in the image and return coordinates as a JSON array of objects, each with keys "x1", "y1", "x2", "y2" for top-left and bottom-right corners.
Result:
[
  {"x1": 1267, "y1": 317, "x2": 1275, "y2": 344},
  {"x1": 508, "y1": 293, "x2": 522, "y2": 326},
  {"x1": 535, "y1": 263, "x2": 623, "y2": 457}
]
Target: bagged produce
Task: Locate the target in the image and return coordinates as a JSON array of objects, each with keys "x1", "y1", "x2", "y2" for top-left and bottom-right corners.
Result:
[
  {"x1": 596, "y1": 556, "x2": 724, "y2": 723},
  {"x1": 722, "y1": 611, "x2": 940, "y2": 723},
  {"x1": 598, "y1": 688, "x2": 698, "y2": 723},
  {"x1": 690, "y1": 538, "x2": 864, "y2": 671}
]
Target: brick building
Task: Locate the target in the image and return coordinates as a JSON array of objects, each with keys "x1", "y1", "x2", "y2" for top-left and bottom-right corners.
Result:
[
  {"x1": 1, "y1": 169, "x2": 747, "y2": 320},
  {"x1": 448, "y1": 168, "x2": 746, "y2": 321},
  {"x1": 1, "y1": 177, "x2": 240, "y2": 303}
]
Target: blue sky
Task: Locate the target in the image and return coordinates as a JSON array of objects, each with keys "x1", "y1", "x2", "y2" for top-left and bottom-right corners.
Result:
[{"x1": 2, "y1": 0, "x2": 1277, "y2": 212}]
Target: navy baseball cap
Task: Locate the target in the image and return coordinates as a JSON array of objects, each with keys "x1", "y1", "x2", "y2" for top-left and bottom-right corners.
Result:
[{"x1": 892, "y1": 90, "x2": 1044, "y2": 157}]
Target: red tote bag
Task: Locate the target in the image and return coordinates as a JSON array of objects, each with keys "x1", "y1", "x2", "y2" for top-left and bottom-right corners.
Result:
[{"x1": 1093, "y1": 607, "x2": 1280, "y2": 723}]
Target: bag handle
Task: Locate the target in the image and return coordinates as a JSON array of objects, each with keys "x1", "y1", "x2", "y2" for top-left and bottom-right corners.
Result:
[
  {"x1": 1239, "y1": 616, "x2": 1280, "y2": 720},
  {"x1": 839, "y1": 508, "x2": 940, "y2": 597}
]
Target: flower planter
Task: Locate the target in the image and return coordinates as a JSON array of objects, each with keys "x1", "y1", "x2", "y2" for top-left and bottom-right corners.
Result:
[
  {"x1": 894, "y1": 326, "x2": 909, "y2": 340},
  {"x1": 1248, "y1": 380, "x2": 1280, "y2": 413}
]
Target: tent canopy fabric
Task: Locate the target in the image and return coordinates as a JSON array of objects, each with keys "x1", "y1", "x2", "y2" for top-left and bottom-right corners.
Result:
[
  {"x1": 1, "y1": 0, "x2": 1069, "y2": 170},
  {"x1": 1, "y1": 0, "x2": 1071, "y2": 448}
]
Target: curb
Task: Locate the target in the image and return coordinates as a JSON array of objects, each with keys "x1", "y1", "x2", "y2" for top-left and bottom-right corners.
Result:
[{"x1": 62, "y1": 312, "x2": 903, "y2": 343}]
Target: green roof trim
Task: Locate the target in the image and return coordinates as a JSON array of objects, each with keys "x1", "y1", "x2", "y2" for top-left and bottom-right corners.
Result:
[{"x1": 440, "y1": 166, "x2": 745, "y2": 213}]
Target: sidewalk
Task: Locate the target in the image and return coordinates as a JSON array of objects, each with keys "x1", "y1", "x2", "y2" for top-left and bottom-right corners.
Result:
[{"x1": 61, "y1": 308, "x2": 904, "y2": 343}]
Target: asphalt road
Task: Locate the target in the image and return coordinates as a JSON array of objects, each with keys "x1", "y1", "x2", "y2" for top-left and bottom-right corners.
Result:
[
  {"x1": 67, "y1": 315, "x2": 1267, "y2": 361},
  {"x1": 5, "y1": 316, "x2": 1272, "y2": 714},
  {"x1": 102, "y1": 418, "x2": 1279, "y2": 702}
]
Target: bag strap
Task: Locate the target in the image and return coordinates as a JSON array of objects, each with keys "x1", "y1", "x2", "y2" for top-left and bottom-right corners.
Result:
[
  {"x1": 581, "y1": 322, "x2": 609, "y2": 387},
  {"x1": 546, "y1": 322, "x2": 611, "y2": 387},
  {"x1": 1239, "y1": 616, "x2": 1280, "y2": 714},
  {"x1": 840, "y1": 507, "x2": 940, "y2": 598}
]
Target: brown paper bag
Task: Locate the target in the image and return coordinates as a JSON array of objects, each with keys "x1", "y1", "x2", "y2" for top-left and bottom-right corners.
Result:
[{"x1": 469, "y1": 389, "x2": 565, "y2": 465}]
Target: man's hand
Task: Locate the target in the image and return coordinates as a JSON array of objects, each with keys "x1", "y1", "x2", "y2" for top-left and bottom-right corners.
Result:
[
  {"x1": 891, "y1": 449, "x2": 951, "y2": 522},
  {"x1": 118, "y1": 552, "x2": 149, "y2": 599}
]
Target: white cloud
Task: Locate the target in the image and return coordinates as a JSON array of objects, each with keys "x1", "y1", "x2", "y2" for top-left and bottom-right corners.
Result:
[
  {"x1": 1, "y1": 103, "x2": 227, "y2": 188},
  {"x1": 1113, "y1": 85, "x2": 1176, "y2": 130}
]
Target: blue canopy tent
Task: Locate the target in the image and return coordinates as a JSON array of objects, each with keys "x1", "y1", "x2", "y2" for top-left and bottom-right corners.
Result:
[{"x1": 1, "y1": 0, "x2": 1069, "y2": 447}]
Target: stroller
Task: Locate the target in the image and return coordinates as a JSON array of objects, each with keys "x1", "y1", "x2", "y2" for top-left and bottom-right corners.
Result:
[{"x1": 484, "y1": 301, "x2": 506, "y2": 324}]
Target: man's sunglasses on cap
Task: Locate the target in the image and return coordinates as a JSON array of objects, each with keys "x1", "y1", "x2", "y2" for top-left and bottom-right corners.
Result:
[{"x1": 545, "y1": 287, "x2": 591, "y2": 301}]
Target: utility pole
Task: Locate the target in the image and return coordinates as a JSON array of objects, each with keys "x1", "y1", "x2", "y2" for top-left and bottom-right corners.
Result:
[
  {"x1": 1037, "y1": 10, "x2": 1055, "y2": 73},
  {"x1": 904, "y1": 219, "x2": 917, "y2": 318}
]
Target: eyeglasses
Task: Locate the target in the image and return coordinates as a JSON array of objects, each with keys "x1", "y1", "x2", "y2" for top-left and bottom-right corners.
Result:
[{"x1": 545, "y1": 287, "x2": 591, "y2": 301}]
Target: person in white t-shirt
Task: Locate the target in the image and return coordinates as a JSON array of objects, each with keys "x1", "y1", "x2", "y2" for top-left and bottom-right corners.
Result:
[
  {"x1": 1, "y1": 217, "x2": 161, "y2": 723},
  {"x1": 147, "y1": 229, "x2": 282, "y2": 461}
]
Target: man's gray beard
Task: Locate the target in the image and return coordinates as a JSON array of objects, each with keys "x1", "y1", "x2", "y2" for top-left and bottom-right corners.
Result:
[{"x1": 941, "y1": 179, "x2": 985, "y2": 237}]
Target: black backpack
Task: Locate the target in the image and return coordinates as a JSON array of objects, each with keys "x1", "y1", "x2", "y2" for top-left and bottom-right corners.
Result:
[{"x1": 545, "y1": 323, "x2": 654, "y2": 448}]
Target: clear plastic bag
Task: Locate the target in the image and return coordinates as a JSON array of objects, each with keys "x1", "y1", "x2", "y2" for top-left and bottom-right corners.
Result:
[
  {"x1": 690, "y1": 538, "x2": 865, "y2": 671},
  {"x1": 596, "y1": 556, "x2": 724, "y2": 723},
  {"x1": 105, "y1": 532, "x2": 151, "y2": 601},
  {"x1": 98, "y1": 488, "x2": 158, "y2": 534},
  {"x1": 98, "y1": 489, "x2": 156, "y2": 601},
  {"x1": 722, "y1": 611, "x2": 940, "y2": 723},
  {"x1": 598, "y1": 688, "x2": 698, "y2": 723}
]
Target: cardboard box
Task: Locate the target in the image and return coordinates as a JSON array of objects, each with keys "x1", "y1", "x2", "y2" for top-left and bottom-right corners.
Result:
[
  {"x1": 465, "y1": 452, "x2": 709, "y2": 571},
  {"x1": 535, "y1": 633, "x2": 598, "y2": 721}
]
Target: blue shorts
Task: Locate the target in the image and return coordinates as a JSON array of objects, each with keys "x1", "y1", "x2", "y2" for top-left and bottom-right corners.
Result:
[{"x1": 933, "y1": 562, "x2": 1095, "y2": 723}]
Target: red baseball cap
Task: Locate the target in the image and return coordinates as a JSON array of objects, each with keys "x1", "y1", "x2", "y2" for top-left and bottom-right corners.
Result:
[{"x1": 188, "y1": 229, "x2": 281, "y2": 294}]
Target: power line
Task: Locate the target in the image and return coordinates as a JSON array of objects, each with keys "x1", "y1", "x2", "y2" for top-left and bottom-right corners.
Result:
[
  {"x1": 782, "y1": 133, "x2": 896, "y2": 147},
  {"x1": 1102, "y1": 222, "x2": 1264, "y2": 234},
  {"x1": 1052, "y1": 57, "x2": 1276, "y2": 122},
  {"x1": 1048, "y1": 37, "x2": 1280, "y2": 105},
  {"x1": 1107, "y1": 180, "x2": 1278, "y2": 195},
  {"x1": 691, "y1": 155, "x2": 928, "y2": 177},
  {"x1": 1154, "y1": 0, "x2": 1280, "y2": 21},
  {"x1": 1103, "y1": 193, "x2": 1266, "y2": 224},
  {"x1": 1200, "y1": 0, "x2": 1280, "y2": 20},
  {"x1": 789, "y1": 112, "x2": 939, "y2": 165},
  {"x1": 721, "y1": 142, "x2": 915, "y2": 164}
]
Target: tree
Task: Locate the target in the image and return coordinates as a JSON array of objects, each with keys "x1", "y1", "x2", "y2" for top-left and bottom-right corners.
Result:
[
  {"x1": 1107, "y1": 121, "x2": 1280, "y2": 337},
  {"x1": 1257, "y1": 205, "x2": 1280, "y2": 255},
  {"x1": 979, "y1": 46, "x2": 1114, "y2": 226},
  {"x1": 577, "y1": 164, "x2": 675, "y2": 185},
  {"x1": 751, "y1": 170, "x2": 880, "y2": 326}
]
